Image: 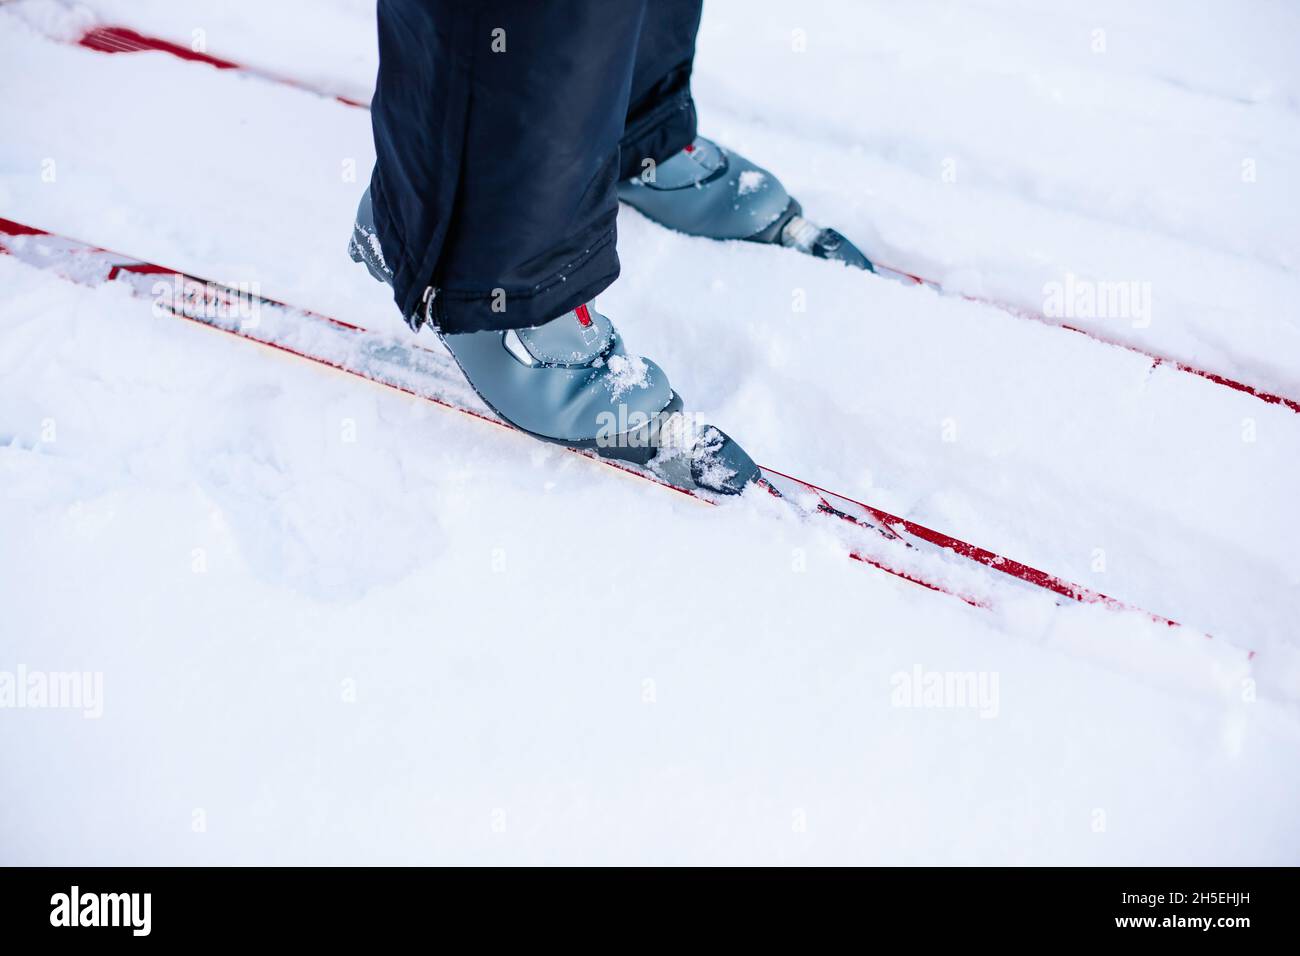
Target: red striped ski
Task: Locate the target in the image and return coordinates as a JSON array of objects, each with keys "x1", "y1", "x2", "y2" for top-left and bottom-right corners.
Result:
[
  {"x1": 78, "y1": 24, "x2": 369, "y2": 108},
  {"x1": 50, "y1": 20, "x2": 1299, "y2": 417},
  {"x1": 3, "y1": 215, "x2": 1233, "y2": 651}
]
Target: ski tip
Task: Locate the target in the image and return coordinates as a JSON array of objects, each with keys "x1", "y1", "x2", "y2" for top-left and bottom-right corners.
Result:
[
  {"x1": 778, "y1": 215, "x2": 874, "y2": 272},
  {"x1": 816, "y1": 228, "x2": 875, "y2": 272}
]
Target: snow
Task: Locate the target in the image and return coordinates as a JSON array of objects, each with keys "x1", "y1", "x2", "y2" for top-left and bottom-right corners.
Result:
[
  {"x1": 1, "y1": 0, "x2": 1298, "y2": 864},
  {"x1": 736, "y1": 169, "x2": 766, "y2": 196},
  {"x1": 602, "y1": 352, "x2": 651, "y2": 400}
]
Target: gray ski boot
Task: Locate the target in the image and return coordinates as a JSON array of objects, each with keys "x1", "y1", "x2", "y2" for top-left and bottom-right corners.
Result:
[
  {"x1": 348, "y1": 190, "x2": 759, "y2": 496},
  {"x1": 617, "y1": 136, "x2": 873, "y2": 270}
]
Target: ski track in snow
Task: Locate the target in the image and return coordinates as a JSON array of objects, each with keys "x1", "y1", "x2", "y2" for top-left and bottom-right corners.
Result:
[{"x1": 1, "y1": 0, "x2": 1298, "y2": 864}]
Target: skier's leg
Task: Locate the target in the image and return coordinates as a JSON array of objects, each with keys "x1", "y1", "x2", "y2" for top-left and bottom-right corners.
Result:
[
  {"x1": 352, "y1": 0, "x2": 758, "y2": 493},
  {"x1": 615, "y1": 2, "x2": 784, "y2": 241},
  {"x1": 368, "y1": 0, "x2": 644, "y2": 334},
  {"x1": 618, "y1": 0, "x2": 705, "y2": 183},
  {"x1": 615, "y1": 2, "x2": 872, "y2": 269}
]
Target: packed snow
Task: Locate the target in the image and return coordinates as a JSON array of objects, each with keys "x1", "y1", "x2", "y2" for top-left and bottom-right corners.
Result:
[{"x1": 1, "y1": 0, "x2": 1297, "y2": 864}]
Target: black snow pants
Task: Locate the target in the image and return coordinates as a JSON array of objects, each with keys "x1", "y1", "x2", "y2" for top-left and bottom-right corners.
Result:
[{"x1": 368, "y1": 0, "x2": 705, "y2": 333}]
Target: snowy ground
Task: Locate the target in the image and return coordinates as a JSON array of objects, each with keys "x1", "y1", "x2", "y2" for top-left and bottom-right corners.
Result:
[{"x1": 1, "y1": 0, "x2": 1298, "y2": 864}]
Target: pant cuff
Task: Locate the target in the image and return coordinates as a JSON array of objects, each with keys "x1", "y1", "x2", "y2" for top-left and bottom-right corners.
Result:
[
  {"x1": 428, "y1": 228, "x2": 621, "y2": 334},
  {"x1": 618, "y1": 89, "x2": 698, "y2": 181}
]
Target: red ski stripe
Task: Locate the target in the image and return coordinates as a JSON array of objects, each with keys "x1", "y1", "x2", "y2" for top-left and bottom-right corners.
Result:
[
  {"x1": 107, "y1": 263, "x2": 173, "y2": 280},
  {"x1": 873, "y1": 260, "x2": 1300, "y2": 415},
  {"x1": 80, "y1": 26, "x2": 241, "y2": 70},
  {"x1": 1052, "y1": 321, "x2": 1300, "y2": 414},
  {"x1": 0, "y1": 217, "x2": 48, "y2": 237},
  {"x1": 848, "y1": 551, "x2": 990, "y2": 609},
  {"x1": 77, "y1": 25, "x2": 369, "y2": 109},
  {"x1": 758, "y1": 465, "x2": 1184, "y2": 630}
]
